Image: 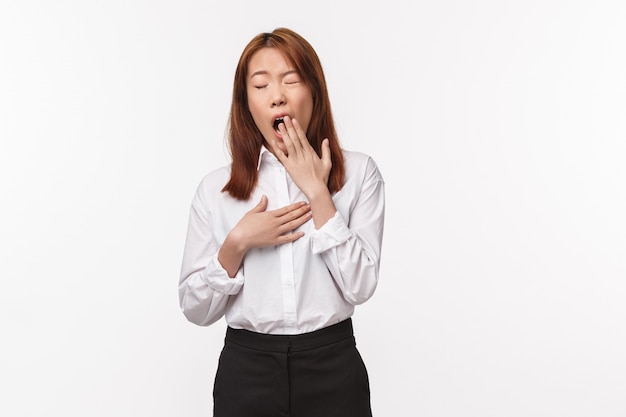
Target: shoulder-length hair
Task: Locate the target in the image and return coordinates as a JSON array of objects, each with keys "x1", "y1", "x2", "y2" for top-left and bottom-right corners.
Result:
[{"x1": 221, "y1": 27, "x2": 345, "y2": 201}]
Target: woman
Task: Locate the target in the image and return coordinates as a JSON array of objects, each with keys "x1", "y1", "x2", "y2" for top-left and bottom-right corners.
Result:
[{"x1": 179, "y1": 27, "x2": 385, "y2": 417}]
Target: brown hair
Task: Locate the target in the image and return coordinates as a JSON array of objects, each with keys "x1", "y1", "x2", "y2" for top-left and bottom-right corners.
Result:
[{"x1": 221, "y1": 27, "x2": 345, "y2": 200}]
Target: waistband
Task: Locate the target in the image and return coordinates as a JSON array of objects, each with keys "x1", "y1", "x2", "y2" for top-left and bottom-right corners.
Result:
[{"x1": 225, "y1": 318, "x2": 354, "y2": 353}]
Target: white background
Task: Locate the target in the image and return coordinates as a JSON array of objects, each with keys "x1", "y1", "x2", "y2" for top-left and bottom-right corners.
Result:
[{"x1": 1, "y1": 1, "x2": 625, "y2": 416}]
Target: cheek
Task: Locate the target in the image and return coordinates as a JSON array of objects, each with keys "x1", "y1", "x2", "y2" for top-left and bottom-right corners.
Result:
[
  {"x1": 247, "y1": 102, "x2": 265, "y2": 129},
  {"x1": 247, "y1": 98, "x2": 259, "y2": 119},
  {"x1": 247, "y1": 90, "x2": 264, "y2": 116},
  {"x1": 293, "y1": 95, "x2": 313, "y2": 130}
]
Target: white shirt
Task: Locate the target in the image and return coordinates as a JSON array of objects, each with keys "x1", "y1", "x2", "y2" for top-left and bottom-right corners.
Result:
[{"x1": 179, "y1": 147, "x2": 385, "y2": 334}]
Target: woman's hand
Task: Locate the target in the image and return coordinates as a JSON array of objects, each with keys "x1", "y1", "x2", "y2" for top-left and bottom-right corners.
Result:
[
  {"x1": 272, "y1": 116, "x2": 332, "y2": 200},
  {"x1": 270, "y1": 116, "x2": 337, "y2": 230},
  {"x1": 218, "y1": 195, "x2": 311, "y2": 277},
  {"x1": 233, "y1": 195, "x2": 311, "y2": 249}
]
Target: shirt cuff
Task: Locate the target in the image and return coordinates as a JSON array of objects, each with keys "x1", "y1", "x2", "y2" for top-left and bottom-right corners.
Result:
[
  {"x1": 309, "y1": 211, "x2": 352, "y2": 254},
  {"x1": 203, "y1": 253, "x2": 244, "y2": 295}
]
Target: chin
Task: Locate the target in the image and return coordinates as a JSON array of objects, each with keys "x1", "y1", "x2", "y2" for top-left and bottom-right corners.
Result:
[{"x1": 267, "y1": 139, "x2": 286, "y2": 155}]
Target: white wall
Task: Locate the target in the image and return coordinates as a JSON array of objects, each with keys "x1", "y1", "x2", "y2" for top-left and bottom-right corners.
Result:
[{"x1": 1, "y1": 1, "x2": 625, "y2": 416}]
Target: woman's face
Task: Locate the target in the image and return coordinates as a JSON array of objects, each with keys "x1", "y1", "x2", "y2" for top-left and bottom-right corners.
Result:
[{"x1": 246, "y1": 47, "x2": 313, "y2": 156}]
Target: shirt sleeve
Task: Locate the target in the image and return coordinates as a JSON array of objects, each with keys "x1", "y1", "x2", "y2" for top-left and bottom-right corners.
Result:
[
  {"x1": 178, "y1": 190, "x2": 244, "y2": 326},
  {"x1": 309, "y1": 156, "x2": 385, "y2": 305}
]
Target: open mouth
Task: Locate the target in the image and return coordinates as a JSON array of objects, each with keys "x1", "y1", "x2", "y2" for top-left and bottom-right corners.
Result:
[{"x1": 273, "y1": 117, "x2": 284, "y2": 132}]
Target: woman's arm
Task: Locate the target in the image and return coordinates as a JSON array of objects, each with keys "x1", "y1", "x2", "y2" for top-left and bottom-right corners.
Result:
[{"x1": 310, "y1": 156, "x2": 385, "y2": 305}]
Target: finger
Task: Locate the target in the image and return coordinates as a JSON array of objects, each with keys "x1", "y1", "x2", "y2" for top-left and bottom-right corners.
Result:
[
  {"x1": 287, "y1": 211, "x2": 312, "y2": 229},
  {"x1": 277, "y1": 231, "x2": 305, "y2": 244},
  {"x1": 283, "y1": 116, "x2": 304, "y2": 154},
  {"x1": 290, "y1": 118, "x2": 311, "y2": 150},
  {"x1": 321, "y1": 138, "x2": 331, "y2": 166},
  {"x1": 286, "y1": 204, "x2": 310, "y2": 221},
  {"x1": 276, "y1": 207, "x2": 311, "y2": 232},
  {"x1": 277, "y1": 212, "x2": 312, "y2": 235},
  {"x1": 273, "y1": 201, "x2": 309, "y2": 217},
  {"x1": 286, "y1": 117, "x2": 308, "y2": 153},
  {"x1": 276, "y1": 211, "x2": 310, "y2": 235},
  {"x1": 278, "y1": 121, "x2": 298, "y2": 157}
]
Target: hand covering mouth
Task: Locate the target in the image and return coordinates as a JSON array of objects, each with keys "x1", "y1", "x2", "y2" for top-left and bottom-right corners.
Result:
[{"x1": 273, "y1": 117, "x2": 284, "y2": 132}]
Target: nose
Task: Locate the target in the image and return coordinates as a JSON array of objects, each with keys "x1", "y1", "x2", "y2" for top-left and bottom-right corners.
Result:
[{"x1": 270, "y1": 85, "x2": 286, "y2": 107}]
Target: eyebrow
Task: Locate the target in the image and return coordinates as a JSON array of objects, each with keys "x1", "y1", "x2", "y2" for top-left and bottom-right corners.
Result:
[{"x1": 249, "y1": 69, "x2": 299, "y2": 79}]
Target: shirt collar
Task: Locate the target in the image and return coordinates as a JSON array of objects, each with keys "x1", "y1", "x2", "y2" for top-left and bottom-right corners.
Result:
[{"x1": 258, "y1": 145, "x2": 281, "y2": 170}]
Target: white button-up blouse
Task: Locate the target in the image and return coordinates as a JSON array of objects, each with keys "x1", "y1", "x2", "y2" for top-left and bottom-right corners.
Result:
[{"x1": 179, "y1": 147, "x2": 385, "y2": 335}]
